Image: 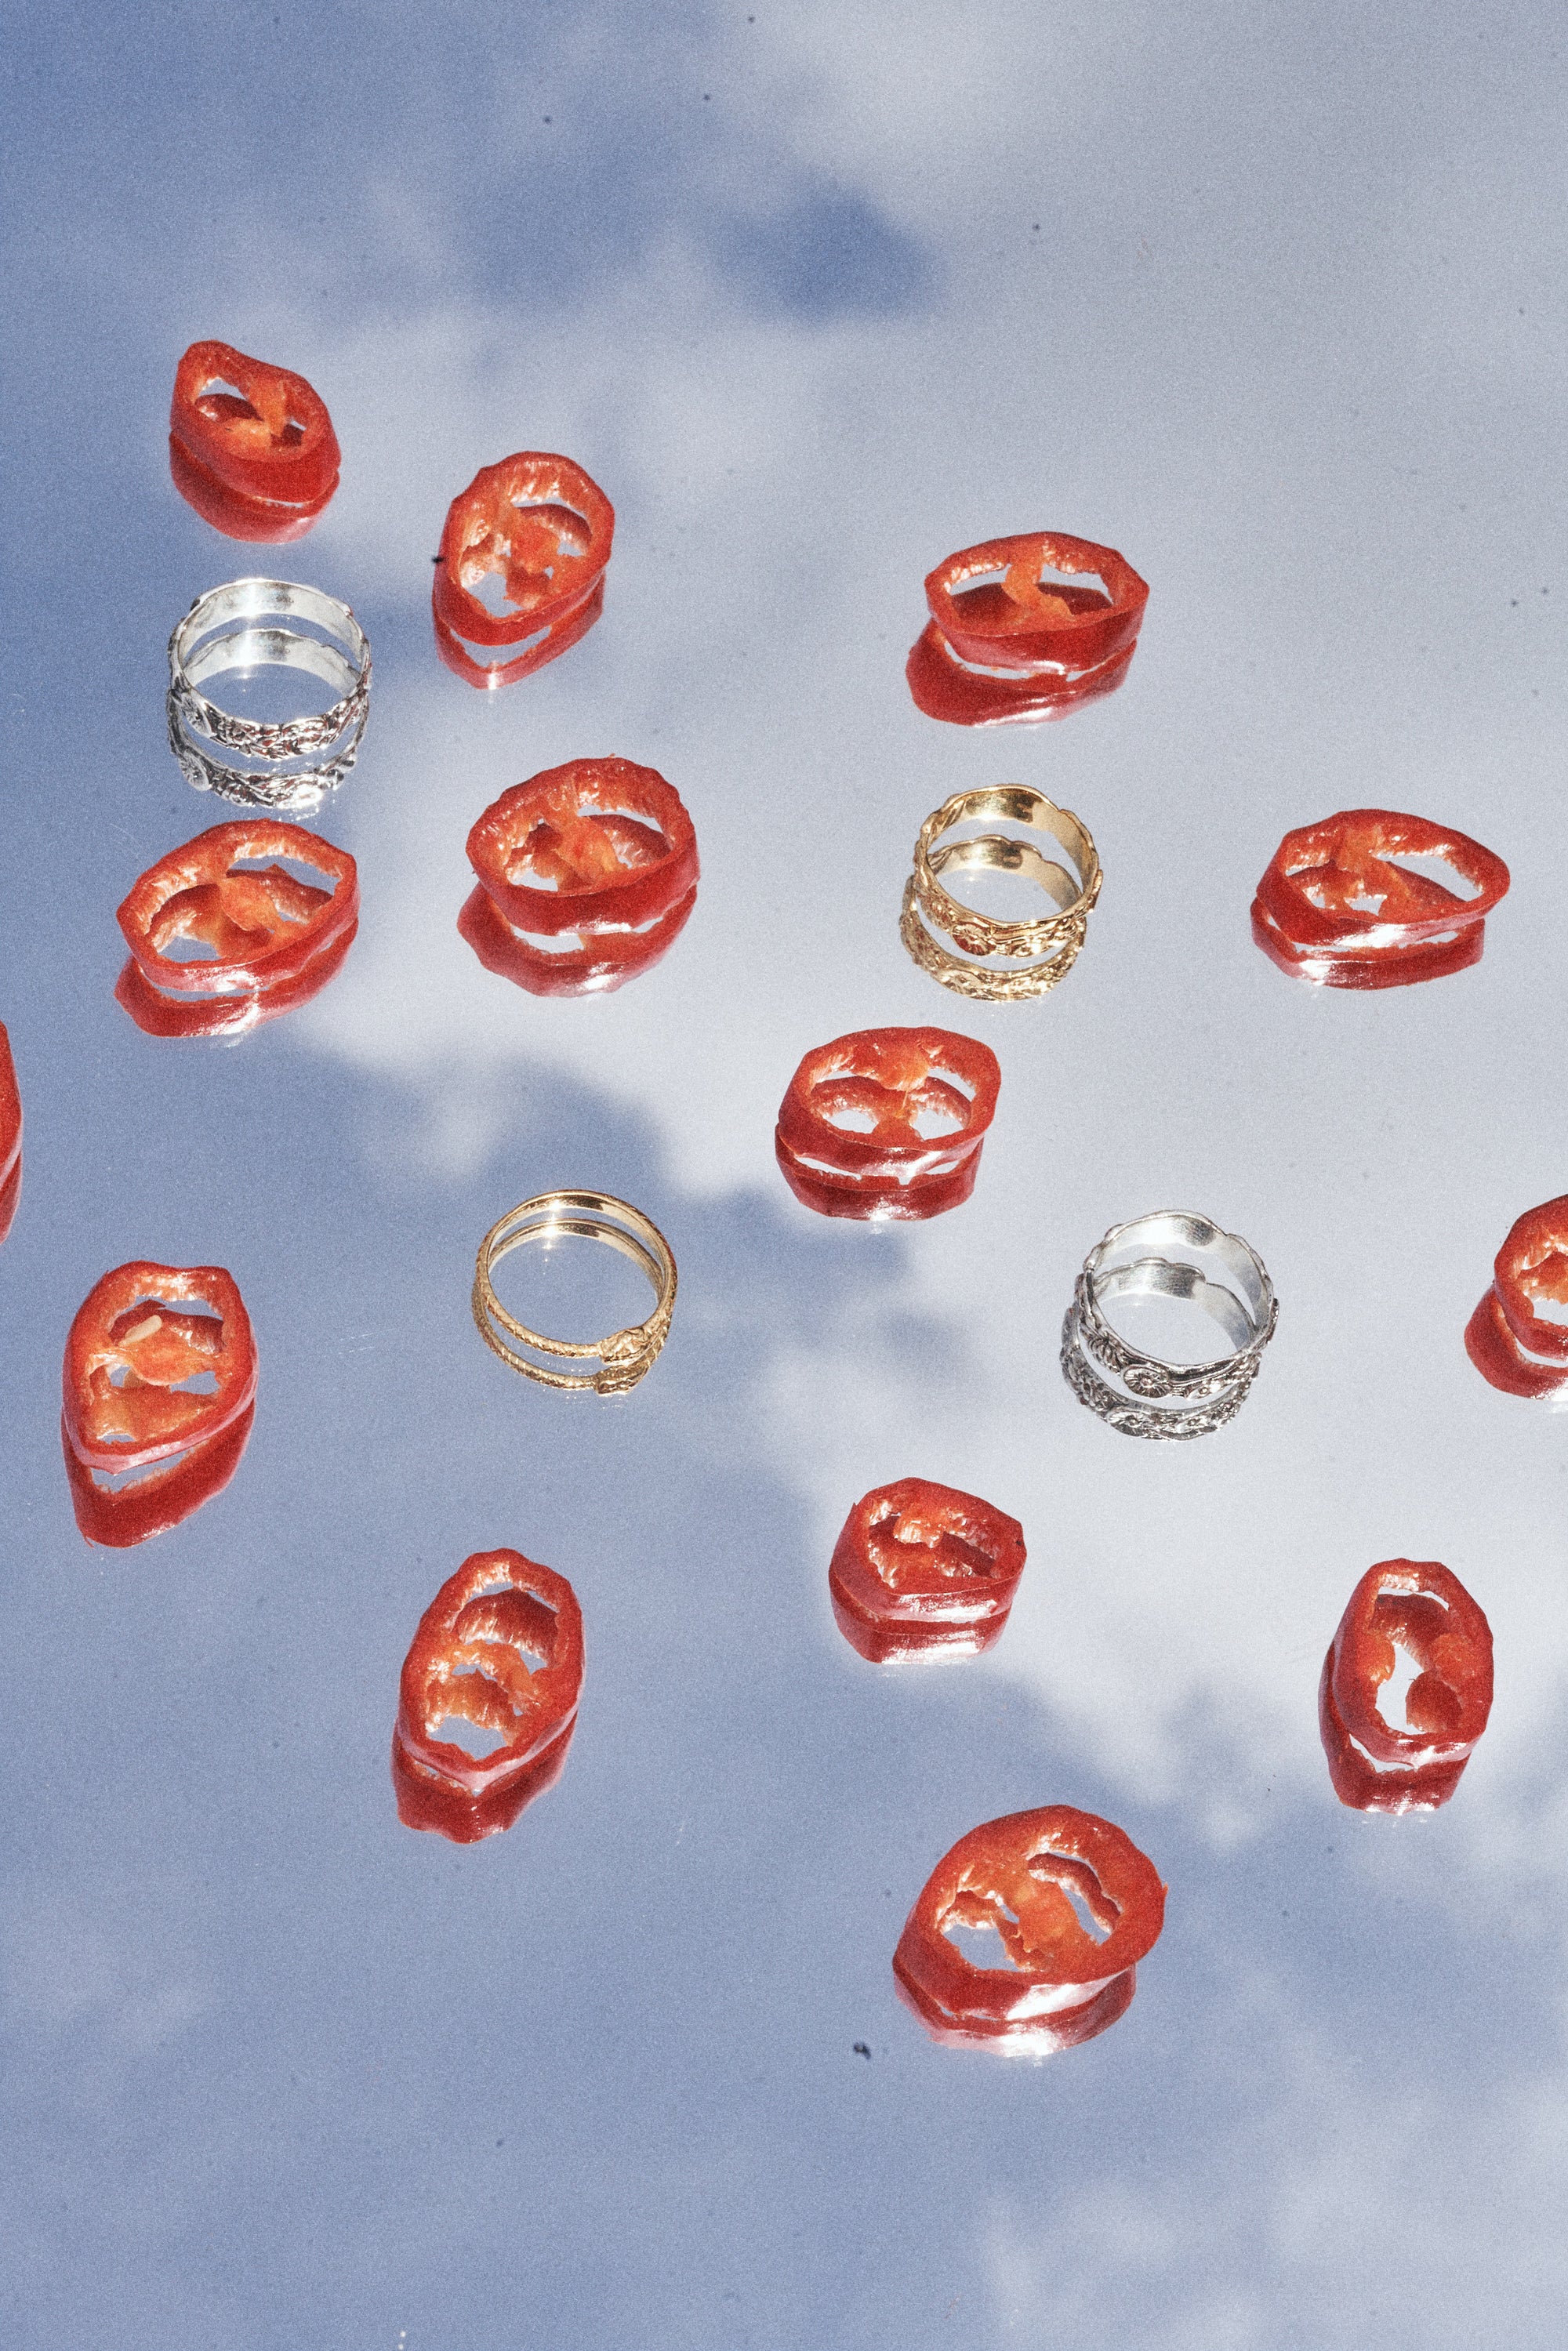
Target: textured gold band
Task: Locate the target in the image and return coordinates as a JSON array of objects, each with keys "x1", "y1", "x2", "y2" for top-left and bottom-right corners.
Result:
[
  {"x1": 472, "y1": 1189, "x2": 677, "y2": 1395},
  {"x1": 899, "y1": 874, "x2": 1087, "y2": 1000},
  {"x1": 901, "y1": 786, "x2": 1101, "y2": 1001}
]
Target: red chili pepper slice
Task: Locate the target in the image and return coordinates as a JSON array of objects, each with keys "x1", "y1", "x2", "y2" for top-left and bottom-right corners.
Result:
[
  {"x1": 60, "y1": 1261, "x2": 257, "y2": 1549},
  {"x1": 829, "y1": 1478, "x2": 1026, "y2": 1663},
  {"x1": 466, "y1": 759, "x2": 699, "y2": 936},
  {"x1": 909, "y1": 531, "x2": 1147, "y2": 727},
  {"x1": 63, "y1": 1262, "x2": 257, "y2": 1472},
  {"x1": 118, "y1": 821, "x2": 359, "y2": 999},
  {"x1": 62, "y1": 1402, "x2": 256, "y2": 1549},
  {"x1": 1251, "y1": 810, "x2": 1509, "y2": 989},
  {"x1": 392, "y1": 1550, "x2": 584, "y2": 1843},
  {"x1": 0, "y1": 1022, "x2": 20, "y2": 1245},
  {"x1": 169, "y1": 341, "x2": 340, "y2": 534},
  {"x1": 775, "y1": 1027, "x2": 1000, "y2": 1221},
  {"x1": 459, "y1": 756, "x2": 699, "y2": 996},
  {"x1": 1318, "y1": 1559, "x2": 1494, "y2": 1813},
  {"x1": 1464, "y1": 1194, "x2": 1568, "y2": 1398},
  {"x1": 432, "y1": 453, "x2": 613, "y2": 688},
  {"x1": 894, "y1": 1805, "x2": 1166, "y2": 2053}
]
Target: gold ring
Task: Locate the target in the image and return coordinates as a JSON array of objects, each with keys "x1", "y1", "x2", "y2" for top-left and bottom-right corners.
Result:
[
  {"x1": 900, "y1": 785, "x2": 1101, "y2": 1001},
  {"x1": 472, "y1": 1190, "x2": 677, "y2": 1395}
]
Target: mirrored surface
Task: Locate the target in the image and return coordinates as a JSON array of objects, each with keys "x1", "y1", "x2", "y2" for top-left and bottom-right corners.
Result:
[{"x1": 2, "y1": 5, "x2": 1566, "y2": 2344}]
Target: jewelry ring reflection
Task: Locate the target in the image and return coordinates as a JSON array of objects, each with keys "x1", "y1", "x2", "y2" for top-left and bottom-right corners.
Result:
[
  {"x1": 166, "y1": 578, "x2": 372, "y2": 815},
  {"x1": 1061, "y1": 1211, "x2": 1277, "y2": 1439},
  {"x1": 900, "y1": 786, "x2": 1101, "y2": 1002},
  {"x1": 472, "y1": 1189, "x2": 677, "y2": 1395}
]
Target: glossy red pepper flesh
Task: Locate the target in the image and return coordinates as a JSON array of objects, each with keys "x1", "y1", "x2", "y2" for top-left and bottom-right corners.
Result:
[
  {"x1": 467, "y1": 759, "x2": 698, "y2": 936},
  {"x1": 829, "y1": 1478, "x2": 1026, "y2": 1663},
  {"x1": 909, "y1": 531, "x2": 1146, "y2": 726},
  {"x1": 1318, "y1": 1559, "x2": 1494, "y2": 1813},
  {"x1": 393, "y1": 1550, "x2": 584, "y2": 1843},
  {"x1": 1475, "y1": 1194, "x2": 1568, "y2": 1375},
  {"x1": 432, "y1": 453, "x2": 613, "y2": 687},
  {"x1": 775, "y1": 1027, "x2": 1000, "y2": 1222},
  {"x1": 459, "y1": 756, "x2": 699, "y2": 996},
  {"x1": 0, "y1": 1022, "x2": 20, "y2": 1245},
  {"x1": 169, "y1": 340, "x2": 340, "y2": 533},
  {"x1": 894, "y1": 1805, "x2": 1166, "y2": 2053},
  {"x1": 63, "y1": 1261, "x2": 257, "y2": 1471},
  {"x1": 1251, "y1": 810, "x2": 1509, "y2": 989},
  {"x1": 61, "y1": 1261, "x2": 257, "y2": 1548},
  {"x1": 118, "y1": 821, "x2": 359, "y2": 1000}
]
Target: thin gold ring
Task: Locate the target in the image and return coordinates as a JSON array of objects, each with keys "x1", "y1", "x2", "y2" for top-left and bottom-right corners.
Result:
[
  {"x1": 901, "y1": 785, "x2": 1101, "y2": 1001},
  {"x1": 472, "y1": 1190, "x2": 677, "y2": 1395}
]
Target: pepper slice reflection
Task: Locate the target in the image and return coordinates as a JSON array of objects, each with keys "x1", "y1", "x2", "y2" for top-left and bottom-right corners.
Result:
[
  {"x1": 1465, "y1": 1194, "x2": 1568, "y2": 1399},
  {"x1": 459, "y1": 756, "x2": 699, "y2": 996},
  {"x1": 1251, "y1": 809, "x2": 1509, "y2": 989},
  {"x1": 0, "y1": 1021, "x2": 20, "y2": 1244},
  {"x1": 1318, "y1": 1559, "x2": 1494, "y2": 1813},
  {"x1": 433, "y1": 453, "x2": 613, "y2": 688},
  {"x1": 61, "y1": 1261, "x2": 257, "y2": 1547},
  {"x1": 829, "y1": 1478, "x2": 1026, "y2": 1663},
  {"x1": 169, "y1": 340, "x2": 340, "y2": 538},
  {"x1": 393, "y1": 1550, "x2": 584, "y2": 1842},
  {"x1": 775, "y1": 1026, "x2": 1001, "y2": 1221},
  {"x1": 894, "y1": 1805, "x2": 1166, "y2": 2054}
]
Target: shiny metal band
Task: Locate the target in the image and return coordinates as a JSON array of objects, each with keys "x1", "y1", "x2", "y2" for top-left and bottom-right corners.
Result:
[
  {"x1": 472, "y1": 1190, "x2": 677, "y2": 1395},
  {"x1": 900, "y1": 786, "x2": 1101, "y2": 1001},
  {"x1": 166, "y1": 579, "x2": 371, "y2": 813},
  {"x1": 1061, "y1": 1211, "x2": 1277, "y2": 1438}
]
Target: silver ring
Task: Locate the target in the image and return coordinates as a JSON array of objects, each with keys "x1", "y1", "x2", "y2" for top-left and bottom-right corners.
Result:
[
  {"x1": 166, "y1": 579, "x2": 371, "y2": 813},
  {"x1": 1061, "y1": 1211, "x2": 1277, "y2": 1439}
]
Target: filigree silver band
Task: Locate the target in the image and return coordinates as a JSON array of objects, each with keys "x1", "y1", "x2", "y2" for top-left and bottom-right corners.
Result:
[
  {"x1": 166, "y1": 579, "x2": 371, "y2": 814},
  {"x1": 1062, "y1": 1211, "x2": 1277, "y2": 1438}
]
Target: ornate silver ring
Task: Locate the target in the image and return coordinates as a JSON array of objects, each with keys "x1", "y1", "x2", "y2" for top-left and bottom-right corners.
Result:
[
  {"x1": 166, "y1": 579, "x2": 371, "y2": 816},
  {"x1": 1061, "y1": 1211, "x2": 1277, "y2": 1439}
]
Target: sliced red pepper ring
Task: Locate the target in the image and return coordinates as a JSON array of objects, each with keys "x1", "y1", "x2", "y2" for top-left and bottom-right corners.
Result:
[
  {"x1": 775, "y1": 1027, "x2": 1000, "y2": 1222},
  {"x1": 1319, "y1": 1559, "x2": 1494, "y2": 1814},
  {"x1": 459, "y1": 756, "x2": 699, "y2": 996},
  {"x1": 1465, "y1": 1286, "x2": 1568, "y2": 1399},
  {"x1": 0, "y1": 1021, "x2": 20, "y2": 1246},
  {"x1": 62, "y1": 1402, "x2": 256, "y2": 1550},
  {"x1": 894, "y1": 1805, "x2": 1166, "y2": 2055},
  {"x1": 909, "y1": 531, "x2": 1147, "y2": 727},
  {"x1": 1251, "y1": 809, "x2": 1509, "y2": 989},
  {"x1": 392, "y1": 1550, "x2": 584, "y2": 1844},
  {"x1": 118, "y1": 821, "x2": 360, "y2": 999},
  {"x1": 829, "y1": 1478, "x2": 1026, "y2": 1663},
  {"x1": 63, "y1": 1261, "x2": 257, "y2": 1472},
  {"x1": 467, "y1": 760, "x2": 699, "y2": 938},
  {"x1": 1479, "y1": 1194, "x2": 1568, "y2": 1370},
  {"x1": 924, "y1": 533, "x2": 1149, "y2": 673},
  {"x1": 169, "y1": 340, "x2": 340, "y2": 527},
  {"x1": 432, "y1": 453, "x2": 613, "y2": 687}
]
